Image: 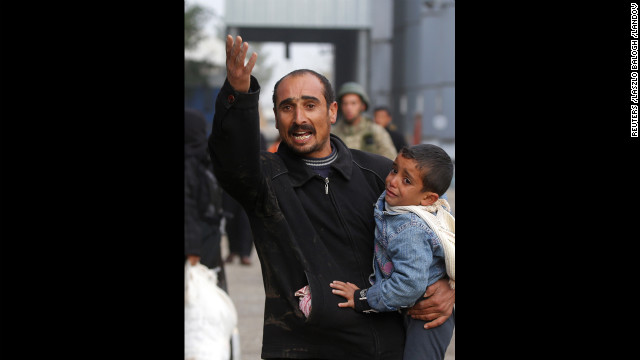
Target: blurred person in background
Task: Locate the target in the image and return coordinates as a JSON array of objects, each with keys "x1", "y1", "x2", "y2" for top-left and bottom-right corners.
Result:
[
  {"x1": 373, "y1": 106, "x2": 408, "y2": 153},
  {"x1": 184, "y1": 108, "x2": 227, "y2": 291},
  {"x1": 222, "y1": 191, "x2": 254, "y2": 266},
  {"x1": 332, "y1": 82, "x2": 397, "y2": 160},
  {"x1": 209, "y1": 35, "x2": 454, "y2": 359}
]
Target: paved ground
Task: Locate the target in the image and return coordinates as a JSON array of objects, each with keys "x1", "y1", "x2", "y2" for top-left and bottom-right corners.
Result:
[{"x1": 222, "y1": 189, "x2": 455, "y2": 360}]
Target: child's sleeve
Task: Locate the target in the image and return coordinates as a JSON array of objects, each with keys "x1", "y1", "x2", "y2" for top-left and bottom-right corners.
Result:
[
  {"x1": 352, "y1": 287, "x2": 376, "y2": 313},
  {"x1": 364, "y1": 225, "x2": 434, "y2": 313}
]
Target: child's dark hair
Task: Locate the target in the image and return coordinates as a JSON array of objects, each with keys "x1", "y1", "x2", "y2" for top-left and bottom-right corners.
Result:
[{"x1": 399, "y1": 144, "x2": 454, "y2": 196}]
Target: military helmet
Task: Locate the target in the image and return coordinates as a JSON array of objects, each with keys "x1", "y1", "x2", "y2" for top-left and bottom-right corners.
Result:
[{"x1": 337, "y1": 82, "x2": 370, "y2": 111}]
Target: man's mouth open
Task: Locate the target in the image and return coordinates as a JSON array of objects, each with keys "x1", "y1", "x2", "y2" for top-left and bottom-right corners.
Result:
[{"x1": 292, "y1": 131, "x2": 313, "y2": 143}]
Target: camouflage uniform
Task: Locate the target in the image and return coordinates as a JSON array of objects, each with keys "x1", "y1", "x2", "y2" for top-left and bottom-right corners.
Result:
[
  {"x1": 333, "y1": 82, "x2": 398, "y2": 160},
  {"x1": 332, "y1": 116, "x2": 397, "y2": 160}
]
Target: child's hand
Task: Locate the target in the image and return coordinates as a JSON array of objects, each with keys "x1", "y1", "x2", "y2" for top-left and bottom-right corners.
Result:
[{"x1": 330, "y1": 280, "x2": 360, "y2": 309}]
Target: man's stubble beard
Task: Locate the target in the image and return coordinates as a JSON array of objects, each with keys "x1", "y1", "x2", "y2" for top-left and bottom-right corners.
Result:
[
  {"x1": 284, "y1": 132, "x2": 330, "y2": 157},
  {"x1": 278, "y1": 117, "x2": 332, "y2": 157}
]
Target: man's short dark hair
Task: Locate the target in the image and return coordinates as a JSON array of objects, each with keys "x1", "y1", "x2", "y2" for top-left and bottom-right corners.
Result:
[
  {"x1": 272, "y1": 69, "x2": 335, "y2": 110},
  {"x1": 399, "y1": 144, "x2": 454, "y2": 196}
]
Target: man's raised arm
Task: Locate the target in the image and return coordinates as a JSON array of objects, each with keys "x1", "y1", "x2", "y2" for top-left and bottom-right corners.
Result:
[{"x1": 208, "y1": 35, "x2": 261, "y2": 207}]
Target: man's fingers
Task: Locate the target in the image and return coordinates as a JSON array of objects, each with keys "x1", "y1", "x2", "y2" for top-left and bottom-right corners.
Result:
[
  {"x1": 237, "y1": 42, "x2": 249, "y2": 63},
  {"x1": 423, "y1": 316, "x2": 446, "y2": 329},
  {"x1": 234, "y1": 35, "x2": 243, "y2": 56},
  {"x1": 246, "y1": 52, "x2": 258, "y2": 73},
  {"x1": 423, "y1": 281, "x2": 439, "y2": 298},
  {"x1": 407, "y1": 298, "x2": 450, "y2": 316},
  {"x1": 407, "y1": 296, "x2": 435, "y2": 314},
  {"x1": 405, "y1": 279, "x2": 454, "y2": 330},
  {"x1": 227, "y1": 35, "x2": 242, "y2": 58},
  {"x1": 223, "y1": 34, "x2": 255, "y2": 93},
  {"x1": 234, "y1": 36, "x2": 247, "y2": 65},
  {"x1": 226, "y1": 35, "x2": 241, "y2": 64},
  {"x1": 227, "y1": 37, "x2": 256, "y2": 71},
  {"x1": 410, "y1": 312, "x2": 439, "y2": 322},
  {"x1": 226, "y1": 34, "x2": 233, "y2": 54}
]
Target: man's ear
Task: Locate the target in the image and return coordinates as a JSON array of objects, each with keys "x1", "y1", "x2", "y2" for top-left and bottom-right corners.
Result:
[
  {"x1": 329, "y1": 101, "x2": 338, "y2": 125},
  {"x1": 420, "y1": 192, "x2": 439, "y2": 206}
]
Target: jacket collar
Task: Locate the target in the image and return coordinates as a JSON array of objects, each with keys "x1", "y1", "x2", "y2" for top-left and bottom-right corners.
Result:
[{"x1": 276, "y1": 134, "x2": 352, "y2": 186}]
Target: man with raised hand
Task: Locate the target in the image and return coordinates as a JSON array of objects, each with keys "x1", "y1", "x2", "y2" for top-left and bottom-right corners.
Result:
[{"x1": 208, "y1": 34, "x2": 455, "y2": 360}]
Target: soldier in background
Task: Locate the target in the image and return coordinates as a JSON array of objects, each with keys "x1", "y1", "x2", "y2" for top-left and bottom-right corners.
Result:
[{"x1": 331, "y1": 82, "x2": 397, "y2": 160}]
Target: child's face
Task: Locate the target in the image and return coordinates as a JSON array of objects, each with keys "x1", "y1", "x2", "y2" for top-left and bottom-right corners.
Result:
[{"x1": 385, "y1": 155, "x2": 438, "y2": 207}]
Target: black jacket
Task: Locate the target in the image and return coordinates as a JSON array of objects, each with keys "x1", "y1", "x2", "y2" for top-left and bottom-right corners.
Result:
[{"x1": 209, "y1": 77, "x2": 404, "y2": 359}]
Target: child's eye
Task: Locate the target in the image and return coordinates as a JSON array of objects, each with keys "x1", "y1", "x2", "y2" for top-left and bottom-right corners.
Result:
[
  {"x1": 403, "y1": 178, "x2": 411, "y2": 185},
  {"x1": 389, "y1": 168, "x2": 398, "y2": 174}
]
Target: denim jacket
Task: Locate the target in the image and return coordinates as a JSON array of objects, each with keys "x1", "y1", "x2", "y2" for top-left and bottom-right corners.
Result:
[{"x1": 363, "y1": 191, "x2": 447, "y2": 313}]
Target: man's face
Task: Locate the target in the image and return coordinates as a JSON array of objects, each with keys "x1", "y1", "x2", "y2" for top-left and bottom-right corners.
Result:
[
  {"x1": 374, "y1": 110, "x2": 392, "y2": 128},
  {"x1": 273, "y1": 73, "x2": 337, "y2": 158},
  {"x1": 340, "y1": 93, "x2": 365, "y2": 124}
]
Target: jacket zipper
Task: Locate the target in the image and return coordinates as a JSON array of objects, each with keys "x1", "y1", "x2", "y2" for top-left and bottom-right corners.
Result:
[
  {"x1": 325, "y1": 177, "x2": 382, "y2": 358},
  {"x1": 325, "y1": 178, "x2": 365, "y2": 282},
  {"x1": 323, "y1": 175, "x2": 384, "y2": 357}
]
